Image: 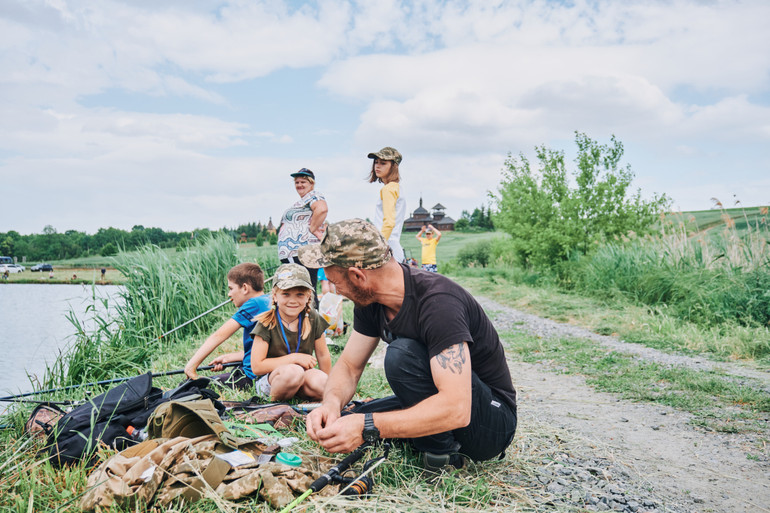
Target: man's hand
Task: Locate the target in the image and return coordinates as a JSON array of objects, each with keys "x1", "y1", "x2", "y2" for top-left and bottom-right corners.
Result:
[
  {"x1": 313, "y1": 413, "x2": 366, "y2": 453},
  {"x1": 306, "y1": 403, "x2": 341, "y2": 442}
]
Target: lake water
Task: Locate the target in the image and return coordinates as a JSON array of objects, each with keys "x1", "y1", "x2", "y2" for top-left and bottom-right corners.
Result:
[{"x1": 0, "y1": 284, "x2": 124, "y2": 397}]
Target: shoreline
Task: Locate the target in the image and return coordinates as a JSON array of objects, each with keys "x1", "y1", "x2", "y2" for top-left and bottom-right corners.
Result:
[{"x1": 1, "y1": 267, "x2": 126, "y2": 285}]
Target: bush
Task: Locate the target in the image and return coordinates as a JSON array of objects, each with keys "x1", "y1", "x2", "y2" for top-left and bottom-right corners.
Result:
[
  {"x1": 456, "y1": 240, "x2": 492, "y2": 267},
  {"x1": 493, "y1": 132, "x2": 670, "y2": 268},
  {"x1": 100, "y1": 242, "x2": 117, "y2": 256}
]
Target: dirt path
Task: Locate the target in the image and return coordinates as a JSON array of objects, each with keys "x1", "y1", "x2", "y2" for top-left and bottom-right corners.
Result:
[{"x1": 477, "y1": 296, "x2": 770, "y2": 513}]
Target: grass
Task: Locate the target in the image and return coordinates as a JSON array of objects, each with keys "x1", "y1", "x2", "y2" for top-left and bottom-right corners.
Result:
[
  {"x1": 499, "y1": 330, "x2": 770, "y2": 433},
  {"x1": 0, "y1": 266, "x2": 124, "y2": 284},
  {"x1": 2, "y1": 227, "x2": 769, "y2": 511},
  {"x1": 453, "y1": 269, "x2": 770, "y2": 366},
  {"x1": 399, "y1": 229, "x2": 502, "y2": 264}
]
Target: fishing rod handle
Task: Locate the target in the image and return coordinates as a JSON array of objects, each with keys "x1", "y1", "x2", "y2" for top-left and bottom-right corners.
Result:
[{"x1": 309, "y1": 443, "x2": 369, "y2": 493}]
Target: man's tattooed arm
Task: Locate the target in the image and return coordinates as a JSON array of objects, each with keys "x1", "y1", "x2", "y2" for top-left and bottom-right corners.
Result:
[{"x1": 435, "y1": 343, "x2": 467, "y2": 374}]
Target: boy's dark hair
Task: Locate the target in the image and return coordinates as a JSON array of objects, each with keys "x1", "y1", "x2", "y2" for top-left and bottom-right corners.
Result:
[{"x1": 227, "y1": 263, "x2": 264, "y2": 292}]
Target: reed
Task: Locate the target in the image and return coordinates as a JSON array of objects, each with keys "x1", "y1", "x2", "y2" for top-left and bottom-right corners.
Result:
[
  {"x1": 572, "y1": 207, "x2": 770, "y2": 331},
  {"x1": 39, "y1": 233, "x2": 276, "y2": 389}
]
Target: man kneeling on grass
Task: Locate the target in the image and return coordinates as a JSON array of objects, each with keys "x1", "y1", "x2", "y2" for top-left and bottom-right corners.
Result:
[{"x1": 299, "y1": 219, "x2": 517, "y2": 470}]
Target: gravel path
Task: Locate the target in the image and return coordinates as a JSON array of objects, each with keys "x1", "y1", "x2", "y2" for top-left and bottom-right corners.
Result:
[{"x1": 477, "y1": 296, "x2": 770, "y2": 513}]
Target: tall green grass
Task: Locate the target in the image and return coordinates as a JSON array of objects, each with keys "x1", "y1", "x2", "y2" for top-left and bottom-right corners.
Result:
[
  {"x1": 447, "y1": 205, "x2": 770, "y2": 358},
  {"x1": 41, "y1": 233, "x2": 278, "y2": 389},
  {"x1": 572, "y1": 209, "x2": 770, "y2": 331}
]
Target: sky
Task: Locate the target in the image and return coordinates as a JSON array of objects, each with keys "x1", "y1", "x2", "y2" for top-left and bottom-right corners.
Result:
[{"x1": 1, "y1": 0, "x2": 768, "y2": 235}]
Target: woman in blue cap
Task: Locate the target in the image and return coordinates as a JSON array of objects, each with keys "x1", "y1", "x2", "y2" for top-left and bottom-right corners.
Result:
[{"x1": 277, "y1": 168, "x2": 328, "y2": 297}]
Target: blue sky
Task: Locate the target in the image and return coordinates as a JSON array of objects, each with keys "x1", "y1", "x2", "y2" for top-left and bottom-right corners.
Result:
[{"x1": 1, "y1": 0, "x2": 768, "y2": 235}]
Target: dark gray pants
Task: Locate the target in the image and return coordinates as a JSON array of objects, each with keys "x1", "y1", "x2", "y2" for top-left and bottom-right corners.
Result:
[{"x1": 383, "y1": 337, "x2": 517, "y2": 461}]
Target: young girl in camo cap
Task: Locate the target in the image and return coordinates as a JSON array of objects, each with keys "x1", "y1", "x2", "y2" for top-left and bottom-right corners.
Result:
[
  {"x1": 368, "y1": 146, "x2": 407, "y2": 263},
  {"x1": 250, "y1": 263, "x2": 331, "y2": 400}
]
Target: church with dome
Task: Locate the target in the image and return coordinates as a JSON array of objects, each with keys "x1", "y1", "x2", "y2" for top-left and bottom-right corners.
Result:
[{"x1": 403, "y1": 197, "x2": 456, "y2": 231}]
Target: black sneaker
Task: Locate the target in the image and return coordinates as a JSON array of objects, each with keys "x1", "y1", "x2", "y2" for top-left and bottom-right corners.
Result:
[{"x1": 421, "y1": 451, "x2": 465, "y2": 471}]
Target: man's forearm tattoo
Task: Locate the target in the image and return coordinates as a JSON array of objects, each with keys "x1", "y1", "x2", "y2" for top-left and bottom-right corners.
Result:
[{"x1": 436, "y1": 343, "x2": 466, "y2": 374}]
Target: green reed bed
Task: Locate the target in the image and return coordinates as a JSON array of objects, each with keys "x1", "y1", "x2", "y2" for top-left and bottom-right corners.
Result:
[
  {"x1": 571, "y1": 212, "x2": 770, "y2": 329},
  {"x1": 39, "y1": 233, "x2": 262, "y2": 391}
]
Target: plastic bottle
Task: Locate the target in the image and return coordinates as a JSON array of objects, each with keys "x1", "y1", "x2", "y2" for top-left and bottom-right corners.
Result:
[{"x1": 126, "y1": 425, "x2": 148, "y2": 441}]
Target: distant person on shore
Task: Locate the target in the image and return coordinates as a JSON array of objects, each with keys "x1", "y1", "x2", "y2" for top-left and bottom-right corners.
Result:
[
  {"x1": 101, "y1": 268, "x2": 106, "y2": 281},
  {"x1": 249, "y1": 263, "x2": 331, "y2": 401},
  {"x1": 184, "y1": 263, "x2": 271, "y2": 389},
  {"x1": 48, "y1": 270, "x2": 54, "y2": 279},
  {"x1": 416, "y1": 224, "x2": 442, "y2": 272},
  {"x1": 2, "y1": 269, "x2": 8, "y2": 280},
  {"x1": 368, "y1": 147, "x2": 406, "y2": 263}
]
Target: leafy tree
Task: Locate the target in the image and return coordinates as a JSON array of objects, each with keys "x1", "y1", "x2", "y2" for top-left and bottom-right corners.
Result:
[
  {"x1": 456, "y1": 206, "x2": 495, "y2": 232},
  {"x1": 0, "y1": 236, "x2": 14, "y2": 256},
  {"x1": 100, "y1": 242, "x2": 118, "y2": 257},
  {"x1": 454, "y1": 218, "x2": 470, "y2": 231},
  {"x1": 493, "y1": 132, "x2": 670, "y2": 268}
]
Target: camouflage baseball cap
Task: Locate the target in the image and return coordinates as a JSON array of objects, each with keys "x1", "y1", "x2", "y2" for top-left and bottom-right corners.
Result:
[
  {"x1": 298, "y1": 219, "x2": 392, "y2": 270},
  {"x1": 367, "y1": 146, "x2": 402, "y2": 165},
  {"x1": 273, "y1": 263, "x2": 313, "y2": 290}
]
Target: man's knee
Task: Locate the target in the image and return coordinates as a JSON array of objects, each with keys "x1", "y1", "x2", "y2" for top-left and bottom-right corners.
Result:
[{"x1": 384, "y1": 338, "x2": 430, "y2": 381}]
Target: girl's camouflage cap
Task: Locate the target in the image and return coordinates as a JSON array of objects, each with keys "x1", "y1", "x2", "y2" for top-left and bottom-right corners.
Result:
[
  {"x1": 367, "y1": 146, "x2": 402, "y2": 165},
  {"x1": 273, "y1": 263, "x2": 313, "y2": 290},
  {"x1": 298, "y1": 218, "x2": 392, "y2": 270}
]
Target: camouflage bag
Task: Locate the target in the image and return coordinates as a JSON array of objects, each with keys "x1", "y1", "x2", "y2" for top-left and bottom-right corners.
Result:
[
  {"x1": 25, "y1": 403, "x2": 65, "y2": 439},
  {"x1": 147, "y1": 398, "x2": 238, "y2": 449}
]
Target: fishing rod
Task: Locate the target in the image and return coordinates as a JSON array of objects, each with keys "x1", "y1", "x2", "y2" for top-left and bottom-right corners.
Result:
[
  {"x1": 0, "y1": 362, "x2": 240, "y2": 403},
  {"x1": 278, "y1": 441, "x2": 391, "y2": 513},
  {"x1": 157, "y1": 298, "x2": 232, "y2": 340}
]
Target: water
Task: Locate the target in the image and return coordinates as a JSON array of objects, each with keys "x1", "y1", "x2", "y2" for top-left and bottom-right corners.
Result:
[{"x1": 0, "y1": 284, "x2": 124, "y2": 396}]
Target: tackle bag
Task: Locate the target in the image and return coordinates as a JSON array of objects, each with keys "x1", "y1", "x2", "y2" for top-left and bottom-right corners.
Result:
[
  {"x1": 46, "y1": 373, "x2": 222, "y2": 467},
  {"x1": 25, "y1": 403, "x2": 65, "y2": 439},
  {"x1": 147, "y1": 398, "x2": 238, "y2": 449}
]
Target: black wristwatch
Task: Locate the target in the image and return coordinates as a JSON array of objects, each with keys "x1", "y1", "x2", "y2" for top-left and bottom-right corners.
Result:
[{"x1": 362, "y1": 412, "x2": 380, "y2": 443}]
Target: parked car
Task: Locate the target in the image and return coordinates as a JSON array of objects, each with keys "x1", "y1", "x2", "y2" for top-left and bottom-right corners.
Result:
[
  {"x1": 31, "y1": 263, "x2": 53, "y2": 272},
  {"x1": 1, "y1": 264, "x2": 24, "y2": 274}
]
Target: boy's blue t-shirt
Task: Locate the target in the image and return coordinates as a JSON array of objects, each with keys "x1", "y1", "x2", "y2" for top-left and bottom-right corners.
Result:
[{"x1": 232, "y1": 294, "x2": 271, "y2": 379}]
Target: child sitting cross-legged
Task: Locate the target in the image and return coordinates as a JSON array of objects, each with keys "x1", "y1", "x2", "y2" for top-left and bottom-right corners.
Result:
[{"x1": 251, "y1": 263, "x2": 331, "y2": 401}]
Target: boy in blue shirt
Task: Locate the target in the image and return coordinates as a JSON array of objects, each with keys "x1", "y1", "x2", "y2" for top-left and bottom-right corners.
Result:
[{"x1": 184, "y1": 263, "x2": 271, "y2": 389}]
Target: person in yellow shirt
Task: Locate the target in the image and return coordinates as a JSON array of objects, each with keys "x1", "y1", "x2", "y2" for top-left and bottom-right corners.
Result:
[
  {"x1": 416, "y1": 224, "x2": 442, "y2": 272},
  {"x1": 368, "y1": 147, "x2": 406, "y2": 262}
]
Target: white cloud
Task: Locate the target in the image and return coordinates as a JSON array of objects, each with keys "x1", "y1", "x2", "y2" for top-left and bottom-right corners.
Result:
[{"x1": 1, "y1": 0, "x2": 768, "y2": 235}]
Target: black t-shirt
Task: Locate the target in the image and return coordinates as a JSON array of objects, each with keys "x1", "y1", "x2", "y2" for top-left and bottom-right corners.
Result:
[{"x1": 354, "y1": 264, "x2": 517, "y2": 409}]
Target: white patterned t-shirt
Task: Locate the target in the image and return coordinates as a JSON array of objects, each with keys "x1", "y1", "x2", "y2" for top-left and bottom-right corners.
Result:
[{"x1": 277, "y1": 190, "x2": 325, "y2": 259}]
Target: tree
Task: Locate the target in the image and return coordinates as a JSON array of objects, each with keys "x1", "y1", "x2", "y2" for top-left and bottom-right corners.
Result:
[
  {"x1": 493, "y1": 132, "x2": 670, "y2": 268},
  {"x1": 101, "y1": 242, "x2": 118, "y2": 256}
]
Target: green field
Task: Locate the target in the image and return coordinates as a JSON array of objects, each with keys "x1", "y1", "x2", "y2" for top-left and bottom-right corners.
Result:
[
  {"x1": 664, "y1": 205, "x2": 769, "y2": 239},
  {"x1": 400, "y1": 229, "x2": 502, "y2": 263}
]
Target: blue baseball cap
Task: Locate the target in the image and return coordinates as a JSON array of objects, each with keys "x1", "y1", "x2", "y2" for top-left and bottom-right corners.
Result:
[{"x1": 291, "y1": 168, "x2": 315, "y2": 180}]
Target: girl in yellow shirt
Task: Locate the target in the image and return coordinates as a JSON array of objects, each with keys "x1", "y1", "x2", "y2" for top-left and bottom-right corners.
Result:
[{"x1": 367, "y1": 146, "x2": 407, "y2": 262}]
